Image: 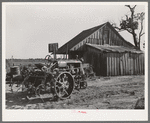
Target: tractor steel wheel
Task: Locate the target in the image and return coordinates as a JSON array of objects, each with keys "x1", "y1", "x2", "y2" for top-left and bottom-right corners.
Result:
[
  {"x1": 35, "y1": 84, "x2": 45, "y2": 96},
  {"x1": 54, "y1": 72, "x2": 74, "y2": 99}
]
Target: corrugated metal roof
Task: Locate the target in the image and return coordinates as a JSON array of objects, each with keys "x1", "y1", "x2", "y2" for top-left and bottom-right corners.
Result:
[
  {"x1": 86, "y1": 43, "x2": 144, "y2": 54},
  {"x1": 56, "y1": 22, "x2": 135, "y2": 54}
]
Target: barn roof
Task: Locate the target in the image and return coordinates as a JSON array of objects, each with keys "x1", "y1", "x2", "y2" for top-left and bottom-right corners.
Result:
[
  {"x1": 86, "y1": 44, "x2": 143, "y2": 54},
  {"x1": 57, "y1": 23, "x2": 106, "y2": 54},
  {"x1": 57, "y1": 22, "x2": 135, "y2": 54}
]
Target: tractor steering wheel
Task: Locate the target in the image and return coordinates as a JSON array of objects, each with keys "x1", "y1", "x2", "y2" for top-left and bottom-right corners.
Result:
[{"x1": 45, "y1": 55, "x2": 52, "y2": 65}]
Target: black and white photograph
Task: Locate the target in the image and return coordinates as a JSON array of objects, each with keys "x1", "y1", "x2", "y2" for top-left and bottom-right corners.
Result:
[{"x1": 2, "y1": 2, "x2": 148, "y2": 121}]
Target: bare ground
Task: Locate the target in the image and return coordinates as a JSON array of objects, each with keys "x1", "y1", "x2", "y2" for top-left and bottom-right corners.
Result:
[{"x1": 5, "y1": 75, "x2": 144, "y2": 109}]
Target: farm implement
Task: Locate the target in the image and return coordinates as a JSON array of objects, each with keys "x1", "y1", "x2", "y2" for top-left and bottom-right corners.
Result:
[{"x1": 6, "y1": 55, "x2": 88, "y2": 100}]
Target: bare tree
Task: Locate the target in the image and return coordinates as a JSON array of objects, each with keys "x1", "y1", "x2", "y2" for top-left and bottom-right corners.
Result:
[{"x1": 113, "y1": 5, "x2": 145, "y2": 49}]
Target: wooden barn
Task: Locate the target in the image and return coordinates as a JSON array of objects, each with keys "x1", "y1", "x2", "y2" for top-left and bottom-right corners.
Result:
[
  {"x1": 83, "y1": 44, "x2": 144, "y2": 76},
  {"x1": 57, "y1": 22, "x2": 145, "y2": 76}
]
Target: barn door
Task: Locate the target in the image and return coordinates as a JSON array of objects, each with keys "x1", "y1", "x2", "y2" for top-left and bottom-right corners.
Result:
[{"x1": 103, "y1": 30, "x2": 109, "y2": 44}]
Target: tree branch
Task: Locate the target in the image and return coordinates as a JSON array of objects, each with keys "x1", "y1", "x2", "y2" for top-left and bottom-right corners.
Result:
[
  {"x1": 140, "y1": 32, "x2": 145, "y2": 37},
  {"x1": 125, "y1": 15, "x2": 129, "y2": 21},
  {"x1": 126, "y1": 28, "x2": 133, "y2": 34},
  {"x1": 114, "y1": 26, "x2": 133, "y2": 34},
  {"x1": 125, "y1": 5, "x2": 131, "y2": 9},
  {"x1": 139, "y1": 21, "x2": 143, "y2": 36},
  {"x1": 125, "y1": 5, "x2": 136, "y2": 12},
  {"x1": 133, "y1": 5, "x2": 137, "y2": 9},
  {"x1": 113, "y1": 26, "x2": 124, "y2": 31}
]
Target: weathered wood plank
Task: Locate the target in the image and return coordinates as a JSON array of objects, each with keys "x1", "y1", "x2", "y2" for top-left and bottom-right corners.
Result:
[
  {"x1": 125, "y1": 53, "x2": 128, "y2": 75},
  {"x1": 131, "y1": 54, "x2": 134, "y2": 75},
  {"x1": 114, "y1": 53, "x2": 117, "y2": 76},
  {"x1": 113, "y1": 53, "x2": 115, "y2": 75},
  {"x1": 140, "y1": 54, "x2": 143, "y2": 74},
  {"x1": 141, "y1": 54, "x2": 143, "y2": 74},
  {"x1": 108, "y1": 53, "x2": 111, "y2": 76},
  {"x1": 136, "y1": 54, "x2": 138, "y2": 75},
  {"x1": 138, "y1": 54, "x2": 141, "y2": 74},
  {"x1": 101, "y1": 53, "x2": 104, "y2": 76},
  {"x1": 120, "y1": 53, "x2": 123, "y2": 75},
  {"x1": 116, "y1": 53, "x2": 118, "y2": 75},
  {"x1": 113, "y1": 53, "x2": 115, "y2": 76},
  {"x1": 124, "y1": 53, "x2": 126, "y2": 75},
  {"x1": 109, "y1": 53, "x2": 111, "y2": 76},
  {"x1": 97, "y1": 31, "x2": 99, "y2": 44},
  {"x1": 140, "y1": 54, "x2": 142, "y2": 74},
  {"x1": 99, "y1": 53, "x2": 102, "y2": 76},
  {"x1": 128, "y1": 53, "x2": 131, "y2": 75},
  {"x1": 130, "y1": 53, "x2": 132, "y2": 75},
  {"x1": 136, "y1": 54, "x2": 139, "y2": 75},
  {"x1": 138, "y1": 54, "x2": 140, "y2": 74},
  {"x1": 122, "y1": 53, "x2": 124, "y2": 75},
  {"x1": 110, "y1": 53, "x2": 112, "y2": 76},
  {"x1": 109, "y1": 30, "x2": 111, "y2": 45},
  {"x1": 127, "y1": 53, "x2": 129, "y2": 75},
  {"x1": 104, "y1": 53, "x2": 108, "y2": 76},
  {"x1": 111, "y1": 53, "x2": 113, "y2": 76},
  {"x1": 136, "y1": 54, "x2": 139, "y2": 74},
  {"x1": 114, "y1": 34, "x2": 116, "y2": 45},
  {"x1": 134, "y1": 54, "x2": 137, "y2": 75},
  {"x1": 112, "y1": 53, "x2": 115, "y2": 76},
  {"x1": 133, "y1": 54, "x2": 135, "y2": 75},
  {"x1": 109, "y1": 53, "x2": 112, "y2": 76},
  {"x1": 107, "y1": 53, "x2": 109, "y2": 76},
  {"x1": 118, "y1": 53, "x2": 120, "y2": 75},
  {"x1": 129, "y1": 53, "x2": 132, "y2": 75},
  {"x1": 99, "y1": 29, "x2": 101, "y2": 45}
]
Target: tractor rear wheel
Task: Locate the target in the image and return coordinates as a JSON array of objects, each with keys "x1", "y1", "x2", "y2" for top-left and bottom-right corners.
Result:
[{"x1": 54, "y1": 72, "x2": 74, "y2": 99}]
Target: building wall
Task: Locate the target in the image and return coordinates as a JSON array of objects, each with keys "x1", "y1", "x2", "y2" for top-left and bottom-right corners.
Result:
[
  {"x1": 83, "y1": 46, "x2": 107, "y2": 76},
  {"x1": 106, "y1": 52, "x2": 145, "y2": 76},
  {"x1": 70, "y1": 24, "x2": 132, "y2": 52},
  {"x1": 83, "y1": 46, "x2": 144, "y2": 76}
]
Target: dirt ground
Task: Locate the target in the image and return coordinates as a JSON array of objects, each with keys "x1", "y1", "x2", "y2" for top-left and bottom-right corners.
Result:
[{"x1": 5, "y1": 75, "x2": 144, "y2": 109}]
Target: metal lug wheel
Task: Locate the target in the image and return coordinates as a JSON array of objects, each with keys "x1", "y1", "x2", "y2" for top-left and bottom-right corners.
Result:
[
  {"x1": 54, "y1": 72, "x2": 74, "y2": 99},
  {"x1": 35, "y1": 83, "x2": 51, "y2": 96},
  {"x1": 35, "y1": 84, "x2": 45, "y2": 96}
]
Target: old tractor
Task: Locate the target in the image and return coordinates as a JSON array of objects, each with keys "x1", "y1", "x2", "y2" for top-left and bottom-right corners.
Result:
[{"x1": 12, "y1": 55, "x2": 87, "y2": 100}]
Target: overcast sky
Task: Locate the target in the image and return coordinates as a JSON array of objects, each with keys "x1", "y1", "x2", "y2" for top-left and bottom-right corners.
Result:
[{"x1": 3, "y1": 2, "x2": 146, "y2": 59}]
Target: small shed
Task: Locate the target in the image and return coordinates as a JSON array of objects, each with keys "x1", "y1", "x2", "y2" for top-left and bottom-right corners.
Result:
[{"x1": 84, "y1": 44, "x2": 144, "y2": 76}]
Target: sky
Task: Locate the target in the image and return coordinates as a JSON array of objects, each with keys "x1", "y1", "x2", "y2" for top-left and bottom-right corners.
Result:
[{"x1": 3, "y1": 2, "x2": 146, "y2": 59}]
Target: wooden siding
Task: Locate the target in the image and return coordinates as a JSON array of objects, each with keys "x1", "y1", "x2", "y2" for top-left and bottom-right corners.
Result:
[
  {"x1": 84, "y1": 46, "x2": 107, "y2": 76},
  {"x1": 70, "y1": 24, "x2": 133, "y2": 51},
  {"x1": 106, "y1": 53, "x2": 144, "y2": 76},
  {"x1": 83, "y1": 46, "x2": 145, "y2": 76}
]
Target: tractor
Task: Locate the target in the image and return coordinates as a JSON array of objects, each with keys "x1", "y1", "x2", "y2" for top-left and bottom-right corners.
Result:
[{"x1": 7, "y1": 55, "x2": 87, "y2": 100}]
